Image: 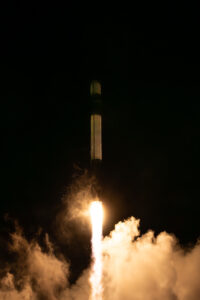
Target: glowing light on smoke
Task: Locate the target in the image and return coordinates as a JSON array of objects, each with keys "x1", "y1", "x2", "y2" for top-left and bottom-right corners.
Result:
[{"x1": 89, "y1": 201, "x2": 104, "y2": 300}]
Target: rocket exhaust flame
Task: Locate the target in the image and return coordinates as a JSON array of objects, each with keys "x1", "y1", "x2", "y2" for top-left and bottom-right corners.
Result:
[{"x1": 89, "y1": 201, "x2": 104, "y2": 300}]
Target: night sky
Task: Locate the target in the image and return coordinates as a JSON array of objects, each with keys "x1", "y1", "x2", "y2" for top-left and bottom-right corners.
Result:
[{"x1": 1, "y1": 1, "x2": 200, "y2": 281}]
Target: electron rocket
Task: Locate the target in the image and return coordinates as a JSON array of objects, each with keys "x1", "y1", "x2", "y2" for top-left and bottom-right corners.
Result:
[{"x1": 90, "y1": 80, "x2": 102, "y2": 167}]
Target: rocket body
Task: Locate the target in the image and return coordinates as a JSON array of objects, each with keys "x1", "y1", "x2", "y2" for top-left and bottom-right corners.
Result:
[
  {"x1": 91, "y1": 114, "x2": 102, "y2": 160},
  {"x1": 90, "y1": 81, "x2": 102, "y2": 164}
]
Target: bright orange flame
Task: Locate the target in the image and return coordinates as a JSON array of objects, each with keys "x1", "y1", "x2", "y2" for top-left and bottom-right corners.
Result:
[{"x1": 89, "y1": 201, "x2": 103, "y2": 300}]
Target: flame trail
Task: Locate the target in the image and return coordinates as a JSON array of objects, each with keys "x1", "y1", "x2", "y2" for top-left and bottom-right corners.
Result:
[{"x1": 89, "y1": 201, "x2": 103, "y2": 300}]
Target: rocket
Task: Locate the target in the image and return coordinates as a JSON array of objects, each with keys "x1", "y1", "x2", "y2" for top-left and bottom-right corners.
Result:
[{"x1": 90, "y1": 80, "x2": 102, "y2": 167}]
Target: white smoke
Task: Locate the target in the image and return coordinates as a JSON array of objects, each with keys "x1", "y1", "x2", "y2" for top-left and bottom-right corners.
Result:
[
  {"x1": 55, "y1": 173, "x2": 97, "y2": 242},
  {"x1": 0, "y1": 216, "x2": 200, "y2": 299},
  {"x1": 0, "y1": 227, "x2": 69, "y2": 300},
  {"x1": 102, "y1": 217, "x2": 200, "y2": 300}
]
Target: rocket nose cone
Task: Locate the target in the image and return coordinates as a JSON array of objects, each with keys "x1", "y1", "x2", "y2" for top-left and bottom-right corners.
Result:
[{"x1": 90, "y1": 80, "x2": 101, "y2": 96}]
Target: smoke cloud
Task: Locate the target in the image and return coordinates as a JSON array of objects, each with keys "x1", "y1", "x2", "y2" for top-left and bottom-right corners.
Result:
[
  {"x1": 0, "y1": 214, "x2": 200, "y2": 299},
  {"x1": 102, "y1": 217, "x2": 200, "y2": 300},
  {"x1": 55, "y1": 172, "x2": 97, "y2": 242},
  {"x1": 0, "y1": 226, "x2": 69, "y2": 300}
]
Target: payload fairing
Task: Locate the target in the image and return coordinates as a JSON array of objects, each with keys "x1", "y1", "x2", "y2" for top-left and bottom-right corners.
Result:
[{"x1": 90, "y1": 80, "x2": 102, "y2": 164}]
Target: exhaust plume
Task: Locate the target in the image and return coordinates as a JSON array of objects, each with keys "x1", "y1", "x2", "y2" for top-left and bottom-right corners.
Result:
[
  {"x1": 89, "y1": 201, "x2": 103, "y2": 300},
  {"x1": 0, "y1": 212, "x2": 200, "y2": 299}
]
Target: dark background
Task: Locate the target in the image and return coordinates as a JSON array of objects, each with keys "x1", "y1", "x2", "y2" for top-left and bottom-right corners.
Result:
[{"x1": 0, "y1": 1, "x2": 200, "y2": 281}]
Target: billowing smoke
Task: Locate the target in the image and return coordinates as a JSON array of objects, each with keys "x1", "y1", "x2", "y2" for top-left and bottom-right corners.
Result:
[
  {"x1": 0, "y1": 213, "x2": 200, "y2": 299},
  {"x1": 102, "y1": 217, "x2": 200, "y2": 300},
  {"x1": 0, "y1": 225, "x2": 69, "y2": 300}
]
